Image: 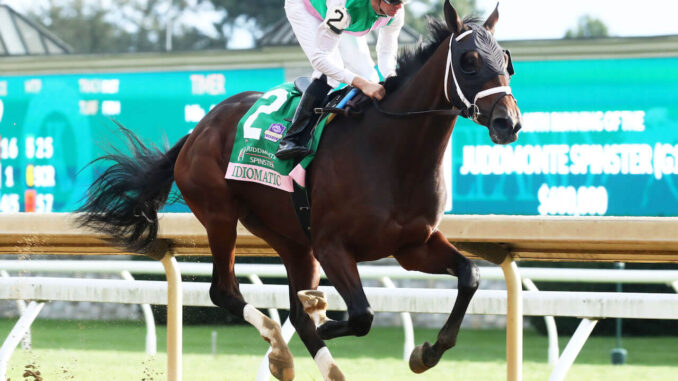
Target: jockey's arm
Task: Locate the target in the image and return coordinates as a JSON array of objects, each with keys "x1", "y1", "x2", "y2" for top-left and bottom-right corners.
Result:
[
  {"x1": 376, "y1": 8, "x2": 404, "y2": 79},
  {"x1": 310, "y1": 0, "x2": 385, "y2": 99},
  {"x1": 311, "y1": 20, "x2": 356, "y2": 86},
  {"x1": 312, "y1": 28, "x2": 384, "y2": 99}
]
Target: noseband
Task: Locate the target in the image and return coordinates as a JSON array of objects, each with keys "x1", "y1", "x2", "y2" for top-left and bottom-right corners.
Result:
[{"x1": 443, "y1": 30, "x2": 513, "y2": 123}]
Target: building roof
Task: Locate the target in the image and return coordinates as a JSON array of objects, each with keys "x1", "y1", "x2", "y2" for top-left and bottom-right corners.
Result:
[
  {"x1": 257, "y1": 18, "x2": 421, "y2": 47},
  {"x1": 0, "y1": 4, "x2": 71, "y2": 56}
]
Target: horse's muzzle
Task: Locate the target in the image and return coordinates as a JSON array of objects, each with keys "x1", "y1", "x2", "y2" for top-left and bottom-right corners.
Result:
[{"x1": 489, "y1": 115, "x2": 521, "y2": 145}]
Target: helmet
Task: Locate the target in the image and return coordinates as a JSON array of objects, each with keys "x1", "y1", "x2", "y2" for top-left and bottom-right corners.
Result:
[{"x1": 382, "y1": 0, "x2": 404, "y2": 4}]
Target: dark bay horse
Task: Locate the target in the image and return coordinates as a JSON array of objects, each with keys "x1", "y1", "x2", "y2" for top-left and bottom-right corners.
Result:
[{"x1": 78, "y1": 2, "x2": 521, "y2": 380}]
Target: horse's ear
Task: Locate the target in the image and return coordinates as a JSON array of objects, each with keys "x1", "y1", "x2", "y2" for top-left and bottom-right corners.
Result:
[
  {"x1": 484, "y1": 3, "x2": 500, "y2": 34},
  {"x1": 444, "y1": 0, "x2": 463, "y2": 35}
]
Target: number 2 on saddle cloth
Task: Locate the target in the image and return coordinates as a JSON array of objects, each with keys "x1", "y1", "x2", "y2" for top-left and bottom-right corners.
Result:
[{"x1": 226, "y1": 79, "x2": 362, "y2": 237}]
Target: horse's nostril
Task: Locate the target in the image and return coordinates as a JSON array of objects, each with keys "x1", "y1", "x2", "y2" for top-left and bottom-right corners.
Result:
[
  {"x1": 491, "y1": 118, "x2": 512, "y2": 133},
  {"x1": 514, "y1": 122, "x2": 522, "y2": 133}
]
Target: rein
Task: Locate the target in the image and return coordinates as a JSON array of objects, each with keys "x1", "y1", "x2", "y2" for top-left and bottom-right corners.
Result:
[
  {"x1": 314, "y1": 99, "x2": 463, "y2": 119},
  {"x1": 372, "y1": 99, "x2": 463, "y2": 118}
]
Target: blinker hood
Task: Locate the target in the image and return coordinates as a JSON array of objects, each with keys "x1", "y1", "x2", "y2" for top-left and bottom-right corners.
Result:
[{"x1": 451, "y1": 25, "x2": 511, "y2": 104}]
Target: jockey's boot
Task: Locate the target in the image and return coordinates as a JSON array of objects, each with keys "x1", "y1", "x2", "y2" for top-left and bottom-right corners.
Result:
[{"x1": 275, "y1": 77, "x2": 331, "y2": 160}]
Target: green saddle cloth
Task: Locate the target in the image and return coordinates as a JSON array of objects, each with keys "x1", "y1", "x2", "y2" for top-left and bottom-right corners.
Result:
[{"x1": 225, "y1": 82, "x2": 331, "y2": 191}]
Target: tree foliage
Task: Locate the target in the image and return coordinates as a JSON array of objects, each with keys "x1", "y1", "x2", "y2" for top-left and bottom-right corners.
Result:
[
  {"x1": 24, "y1": 0, "x2": 226, "y2": 53},
  {"x1": 201, "y1": 0, "x2": 481, "y2": 44},
  {"x1": 201, "y1": 0, "x2": 283, "y2": 42},
  {"x1": 565, "y1": 15, "x2": 610, "y2": 39},
  {"x1": 21, "y1": 0, "x2": 481, "y2": 53},
  {"x1": 405, "y1": 0, "x2": 479, "y2": 36},
  {"x1": 25, "y1": 0, "x2": 123, "y2": 53}
]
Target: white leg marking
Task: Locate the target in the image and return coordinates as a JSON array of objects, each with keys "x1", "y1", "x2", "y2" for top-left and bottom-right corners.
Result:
[
  {"x1": 244, "y1": 304, "x2": 294, "y2": 381},
  {"x1": 314, "y1": 347, "x2": 345, "y2": 381},
  {"x1": 244, "y1": 304, "x2": 265, "y2": 329}
]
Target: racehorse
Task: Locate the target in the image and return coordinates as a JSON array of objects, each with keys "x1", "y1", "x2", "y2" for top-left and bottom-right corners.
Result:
[{"x1": 78, "y1": 2, "x2": 521, "y2": 380}]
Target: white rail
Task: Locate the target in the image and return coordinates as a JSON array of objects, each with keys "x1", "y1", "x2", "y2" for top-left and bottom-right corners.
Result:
[
  {"x1": 3, "y1": 213, "x2": 678, "y2": 381},
  {"x1": 5, "y1": 260, "x2": 678, "y2": 284},
  {"x1": 2, "y1": 260, "x2": 678, "y2": 381},
  {"x1": 2, "y1": 277, "x2": 677, "y2": 318},
  {"x1": 5, "y1": 262, "x2": 676, "y2": 354}
]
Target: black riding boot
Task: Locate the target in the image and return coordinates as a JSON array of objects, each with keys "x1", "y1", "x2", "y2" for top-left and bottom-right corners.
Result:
[{"x1": 275, "y1": 78, "x2": 331, "y2": 160}]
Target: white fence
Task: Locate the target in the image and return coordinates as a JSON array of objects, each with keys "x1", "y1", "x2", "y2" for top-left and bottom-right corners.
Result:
[
  {"x1": 3, "y1": 213, "x2": 678, "y2": 381},
  {"x1": 1, "y1": 260, "x2": 678, "y2": 381}
]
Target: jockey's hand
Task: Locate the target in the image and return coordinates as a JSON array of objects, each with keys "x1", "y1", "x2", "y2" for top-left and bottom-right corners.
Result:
[{"x1": 352, "y1": 76, "x2": 385, "y2": 100}]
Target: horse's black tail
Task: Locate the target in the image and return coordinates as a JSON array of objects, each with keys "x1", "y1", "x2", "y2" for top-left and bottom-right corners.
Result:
[{"x1": 77, "y1": 122, "x2": 189, "y2": 254}]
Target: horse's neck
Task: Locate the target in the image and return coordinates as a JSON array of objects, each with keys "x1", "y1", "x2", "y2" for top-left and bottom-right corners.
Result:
[{"x1": 381, "y1": 37, "x2": 456, "y2": 169}]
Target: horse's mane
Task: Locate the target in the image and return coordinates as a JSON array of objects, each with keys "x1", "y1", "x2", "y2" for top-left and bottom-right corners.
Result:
[{"x1": 384, "y1": 16, "x2": 482, "y2": 92}]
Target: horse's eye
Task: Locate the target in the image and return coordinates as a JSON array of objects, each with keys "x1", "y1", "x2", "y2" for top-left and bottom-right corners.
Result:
[{"x1": 460, "y1": 51, "x2": 481, "y2": 75}]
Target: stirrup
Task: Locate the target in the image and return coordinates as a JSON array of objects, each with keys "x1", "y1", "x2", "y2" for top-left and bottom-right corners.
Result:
[{"x1": 275, "y1": 142, "x2": 312, "y2": 160}]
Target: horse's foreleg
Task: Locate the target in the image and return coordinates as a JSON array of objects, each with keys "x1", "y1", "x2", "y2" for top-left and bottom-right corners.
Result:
[
  {"x1": 312, "y1": 245, "x2": 374, "y2": 340},
  {"x1": 393, "y1": 230, "x2": 480, "y2": 374},
  {"x1": 280, "y1": 248, "x2": 345, "y2": 381}
]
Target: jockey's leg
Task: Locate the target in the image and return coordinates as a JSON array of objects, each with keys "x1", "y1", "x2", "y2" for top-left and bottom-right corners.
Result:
[
  {"x1": 393, "y1": 230, "x2": 480, "y2": 374},
  {"x1": 280, "y1": 0, "x2": 342, "y2": 160},
  {"x1": 275, "y1": 76, "x2": 331, "y2": 159}
]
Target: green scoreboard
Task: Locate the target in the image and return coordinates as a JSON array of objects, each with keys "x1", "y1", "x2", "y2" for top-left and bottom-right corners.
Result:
[
  {"x1": 449, "y1": 57, "x2": 678, "y2": 216},
  {"x1": 1, "y1": 58, "x2": 678, "y2": 216},
  {"x1": 0, "y1": 68, "x2": 283, "y2": 213}
]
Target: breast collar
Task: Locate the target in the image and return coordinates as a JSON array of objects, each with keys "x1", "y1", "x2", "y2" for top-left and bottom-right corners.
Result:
[{"x1": 443, "y1": 28, "x2": 514, "y2": 123}]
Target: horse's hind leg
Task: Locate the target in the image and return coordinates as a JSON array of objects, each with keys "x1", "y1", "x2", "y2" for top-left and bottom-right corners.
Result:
[
  {"x1": 181, "y1": 191, "x2": 294, "y2": 380},
  {"x1": 393, "y1": 230, "x2": 480, "y2": 374},
  {"x1": 175, "y1": 96, "x2": 291, "y2": 379},
  {"x1": 205, "y1": 215, "x2": 294, "y2": 380}
]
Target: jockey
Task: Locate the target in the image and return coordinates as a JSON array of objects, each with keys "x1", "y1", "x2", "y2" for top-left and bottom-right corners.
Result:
[{"x1": 275, "y1": 0, "x2": 405, "y2": 160}]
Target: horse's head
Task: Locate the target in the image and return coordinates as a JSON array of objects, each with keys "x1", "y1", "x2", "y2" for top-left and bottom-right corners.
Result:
[{"x1": 443, "y1": 1, "x2": 521, "y2": 145}]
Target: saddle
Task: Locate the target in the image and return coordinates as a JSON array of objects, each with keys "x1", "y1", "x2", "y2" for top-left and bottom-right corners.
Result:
[
  {"x1": 226, "y1": 78, "x2": 369, "y2": 239},
  {"x1": 295, "y1": 77, "x2": 371, "y2": 120},
  {"x1": 289, "y1": 77, "x2": 371, "y2": 239}
]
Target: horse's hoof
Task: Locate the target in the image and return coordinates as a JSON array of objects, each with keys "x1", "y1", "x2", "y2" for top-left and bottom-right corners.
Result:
[
  {"x1": 298, "y1": 290, "x2": 327, "y2": 310},
  {"x1": 408, "y1": 342, "x2": 439, "y2": 374},
  {"x1": 327, "y1": 363, "x2": 346, "y2": 381},
  {"x1": 269, "y1": 350, "x2": 295, "y2": 381},
  {"x1": 265, "y1": 319, "x2": 295, "y2": 381},
  {"x1": 298, "y1": 290, "x2": 330, "y2": 326}
]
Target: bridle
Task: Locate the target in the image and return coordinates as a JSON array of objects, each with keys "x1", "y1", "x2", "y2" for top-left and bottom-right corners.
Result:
[
  {"x1": 443, "y1": 29, "x2": 513, "y2": 124},
  {"x1": 372, "y1": 29, "x2": 515, "y2": 121}
]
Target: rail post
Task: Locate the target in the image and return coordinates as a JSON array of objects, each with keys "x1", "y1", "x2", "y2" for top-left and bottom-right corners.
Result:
[
  {"x1": 161, "y1": 253, "x2": 183, "y2": 381},
  {"x1": 610, "y1": 262, "x2": 627, "y2": 365},
  {"x1": 501, "y1": 256, "x2": 523, "y2": 381}
]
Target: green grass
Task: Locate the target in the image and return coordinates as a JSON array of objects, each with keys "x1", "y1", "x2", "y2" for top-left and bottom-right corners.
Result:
[{"x1": 1, "y1": 319, "x2": 677, "y2": 380}]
